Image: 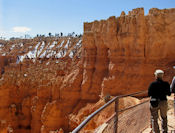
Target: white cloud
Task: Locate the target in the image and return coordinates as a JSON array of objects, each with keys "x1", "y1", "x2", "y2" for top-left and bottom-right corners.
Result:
[{"x1": 13, "y1": 26, "x2": 31, "y2": 33}]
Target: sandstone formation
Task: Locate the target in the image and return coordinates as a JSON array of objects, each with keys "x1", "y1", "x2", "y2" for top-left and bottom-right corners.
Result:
[
  {"x1": 69, "y1": 96, "x2": 140, "y2": 132},
  {"x1": 0, "y1": 37, "x2": 82, "y2": 133},
  {"x1": 82, "y1": 8, "x2": 175, "y2": 98},
  {"x1": 0, "y1": 7, "x2": 175, "y2": 133}
]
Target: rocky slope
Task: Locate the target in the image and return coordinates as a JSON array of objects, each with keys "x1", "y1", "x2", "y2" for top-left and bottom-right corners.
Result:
[
  {"x1": 0, "y1": 37, "x2": 82, "y2": 133},
  {"x1": 0, "y1": 7, "x2": 175, "y2": 133}
]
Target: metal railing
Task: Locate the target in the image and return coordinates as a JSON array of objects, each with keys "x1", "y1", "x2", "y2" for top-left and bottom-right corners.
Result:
[{"x1": 72, "y1": 90, "x2": 149, "y2": 133}]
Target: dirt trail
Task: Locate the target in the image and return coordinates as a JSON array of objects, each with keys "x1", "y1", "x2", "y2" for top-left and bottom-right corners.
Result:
[{"x1": 143, "y1": 95, "x2": 175, "y2": 133}]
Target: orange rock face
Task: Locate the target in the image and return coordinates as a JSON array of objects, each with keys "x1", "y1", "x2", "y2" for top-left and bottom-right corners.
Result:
[
  {"x1": 69, "y1": 96, "x2": 140, "y2": 132},
  {"x1": 0, "y1": 37, "x2": 82, "y2": 133},
  {"x1": 82, "y1": 8, "x2": 175, "y2": 98},
  {"x1": 0, "y1": 56, "x2": 15, "y2": 77},
  {"x1": 0, "y1": 7, "x2": 175, "y2": 133}
]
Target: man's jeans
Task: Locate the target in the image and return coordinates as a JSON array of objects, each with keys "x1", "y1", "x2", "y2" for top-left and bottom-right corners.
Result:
[{"x1": 150, "y1": 100, "x2": 168, "y2": 133}]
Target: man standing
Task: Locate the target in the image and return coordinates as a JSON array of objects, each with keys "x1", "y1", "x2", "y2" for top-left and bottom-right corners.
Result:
[
  {"x1": 170, "y1": 74, "x2": 175, "y2": 93},
  {"x1": 148, "y1": 69, "x2": 171, "y2": 133},
  {"x1": 170, "y1": 68, "x2": 175, "y2": 115}
]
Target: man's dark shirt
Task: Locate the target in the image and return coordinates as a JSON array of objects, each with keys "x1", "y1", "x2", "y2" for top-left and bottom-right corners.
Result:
[{"x1": 148, "y1": 79, "x2": 171, "y2": 101}]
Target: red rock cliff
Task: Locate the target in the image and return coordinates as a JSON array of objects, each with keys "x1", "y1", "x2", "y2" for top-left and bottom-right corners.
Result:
[
  {"x1": 81, "y1": 8, "x2": 175, "y2": 98},
  {"x1": 0, "y1": 8, "x2": 175, "y2": 133},
  {"x1": 0, "y1": 37, "x2": 82, "y2": 133}
]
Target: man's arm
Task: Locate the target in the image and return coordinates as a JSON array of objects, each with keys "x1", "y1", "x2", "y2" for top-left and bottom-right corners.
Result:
[
  {"x1": 170, "y1": 76, "x2": 175, "y2": 93},
  {"x1": 148, "y1": 83, "x2": 153, "y2": 97}
]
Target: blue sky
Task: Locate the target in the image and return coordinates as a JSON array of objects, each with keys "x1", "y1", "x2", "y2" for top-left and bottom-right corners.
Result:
[{"x1": 0, "y1": 0, "x2": 175, "y2": 39}]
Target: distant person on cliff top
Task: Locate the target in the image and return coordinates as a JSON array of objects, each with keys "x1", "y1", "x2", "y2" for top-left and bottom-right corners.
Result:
[{"x1": 148, "y1": 69, "x2": 171, "y2": 133}]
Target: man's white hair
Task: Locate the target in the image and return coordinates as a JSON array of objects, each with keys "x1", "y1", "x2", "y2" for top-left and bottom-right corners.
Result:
[{"x1": 154, "y1": 69, "x2": 164, "y2": 78}]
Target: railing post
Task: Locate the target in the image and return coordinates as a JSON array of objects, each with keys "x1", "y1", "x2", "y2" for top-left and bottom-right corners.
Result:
[{"x1": 114, "y1": 97, "x2": 119, "y2": 133}]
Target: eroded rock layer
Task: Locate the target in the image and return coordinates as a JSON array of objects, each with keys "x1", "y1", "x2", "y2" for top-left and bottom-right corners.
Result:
[
  {"x1": 82, "y1": 8, "x2": 175, "y2": 98},
  {"x1": 0, "y1": 8, "x2": 175, "y2": 133},
  {"x1": 0, "y1": 37, "x2": 82, "y2": 133}
]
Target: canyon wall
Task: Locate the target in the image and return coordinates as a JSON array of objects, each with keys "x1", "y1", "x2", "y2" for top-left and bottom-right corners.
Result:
[
  {"x1": 0, "y1": 37, "x2": 82, "y2": 133},
  {"x1": 0, "y1": 7, "x2": 175, "y2": 133},
  {"x1": 81, "y1": 8, "x2": 175, "y2": 98}
]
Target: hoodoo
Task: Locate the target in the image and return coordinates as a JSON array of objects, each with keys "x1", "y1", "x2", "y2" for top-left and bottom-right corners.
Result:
[
  {"x1": 0, "y1": 8, "x2": 175, "y2": 132},
  {"x1": 82, "y1": 8, "x2": 175, "y2": 98}
]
